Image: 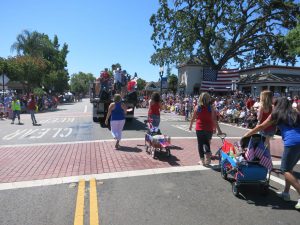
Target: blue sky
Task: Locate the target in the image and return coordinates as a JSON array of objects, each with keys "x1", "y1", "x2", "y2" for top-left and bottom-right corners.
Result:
[{"x1": 0, "y1": 0, "x2": 168, "y2": 82}]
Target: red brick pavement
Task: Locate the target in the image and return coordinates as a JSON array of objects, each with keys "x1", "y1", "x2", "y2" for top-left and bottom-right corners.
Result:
[{"x1": 0, "y1": 138, "x2": 284, "y2": 183}]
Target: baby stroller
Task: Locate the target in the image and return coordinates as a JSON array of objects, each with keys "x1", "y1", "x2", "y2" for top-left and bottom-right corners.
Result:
[
  {"x1": 218, "y1": 134, "x2": 272, "y2": 197},
  {"x1": 144, "y1": 119, "x2": 171, "y2": 159}
]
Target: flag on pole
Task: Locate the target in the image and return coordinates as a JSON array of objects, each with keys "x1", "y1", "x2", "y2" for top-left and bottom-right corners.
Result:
[
  {"x1": 245, "y1": 138, "x2": 273, "y2": 170},
  {"x1": 201, "y1": 68, "x2": 239, "y2": 92}
]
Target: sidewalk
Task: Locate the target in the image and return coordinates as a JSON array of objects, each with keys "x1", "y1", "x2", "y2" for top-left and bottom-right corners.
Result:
[{"x1": 0, "y1": 138, "x2": 284, "y2": 183}]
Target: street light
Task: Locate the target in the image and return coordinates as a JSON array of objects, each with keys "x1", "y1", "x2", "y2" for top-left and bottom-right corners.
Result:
[{"x1": 159, "y1": 66, "x2": 164, "y2": 95}]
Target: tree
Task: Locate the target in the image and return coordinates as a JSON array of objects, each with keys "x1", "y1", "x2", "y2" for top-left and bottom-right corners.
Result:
[
  {"x1": 150, "y1": 0, "x2": 300, "y2": 69},
  {"x1": 0, "y1": 57, "x2": 8, "y2": 75},
  {"x1": 44, "y1": 70, "x2": 70, "y2": 94},
  {"x1": 11, "y1": 30, "x2": 46, "y2": 57},
  {"x1": 286, "y1": 22, "x2": 300, "y2": 57},
  {"x1": 70, "y1": 72, "x2": 95, "y2": 95},
  {"x1": 6, "y1": 56, "x2": 49, "y2": 92},
  {"x1": 11, "y1": 30, "x2": 70, "y2": 93},
  {"x1": 136, "y1": 78, "x2": 147, "y2": 91},
  {"x1": 167, "y1": 74, "x2": 178, "y2": 94}
]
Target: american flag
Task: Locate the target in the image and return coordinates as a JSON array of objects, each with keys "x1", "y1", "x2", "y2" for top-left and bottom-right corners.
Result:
[
  {"x1": 245, "y1": 139, "x2": 273, "y2": 170},
  {"x1": 201, "y1": 68, "x2": 240, "y2": 92},
  {"x1": 203, "y1": 68, "x2": 218, "y2": 81}
]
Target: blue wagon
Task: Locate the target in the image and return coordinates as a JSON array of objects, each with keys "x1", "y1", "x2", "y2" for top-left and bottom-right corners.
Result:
[{"x1": 218, "y1": 134, "x2": 271, "y2": 197}]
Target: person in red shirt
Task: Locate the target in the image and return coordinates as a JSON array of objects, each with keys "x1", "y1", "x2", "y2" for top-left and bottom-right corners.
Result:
[
  {"x1": 127, "y1": 78, "x2": 137, "y2": 93},
  {"x1": 189, "y1": 92, "x2": 223, "y2": 166},
  {"x1": 27, "y1": 94, "x2": 38, "y2": 125},
  {"x1": 257, "y1": 90, "x2": 276, "y2": 149},
  {"x1": 100, "y1": 68, "x2": 110, "y2": 90},
  {"x1": 148, "y1": 92, "x2": 162, "y2": 127},
  {"x1": 246, "y1": 96, "x2": 255, "y2": 110}
]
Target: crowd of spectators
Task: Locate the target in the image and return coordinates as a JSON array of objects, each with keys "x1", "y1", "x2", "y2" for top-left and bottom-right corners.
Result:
[
  {"x1": 141, "y1": 91, "x2": 300, "y2": 129},
  {"x1": 0, "y1": 91, "x2": 59, "y2": 119}
]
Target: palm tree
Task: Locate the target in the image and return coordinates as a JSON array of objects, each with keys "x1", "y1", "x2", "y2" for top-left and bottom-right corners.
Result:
[{"x1": 11, "y1": 30, "x2": 45, "y2": 57}]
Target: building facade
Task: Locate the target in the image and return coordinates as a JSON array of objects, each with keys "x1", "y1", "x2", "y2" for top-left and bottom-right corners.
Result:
[
  {"x1": 178, "y1": 64, "x2": 300, "y2": 97},
  {"x1": 238, "y1": 66, "x2": 300, "y2": 97}
]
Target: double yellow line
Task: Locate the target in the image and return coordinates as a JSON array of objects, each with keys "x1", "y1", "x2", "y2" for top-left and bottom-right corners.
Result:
[{"x1": 74, "y1": 178, "x2": 99, "y2": 225}]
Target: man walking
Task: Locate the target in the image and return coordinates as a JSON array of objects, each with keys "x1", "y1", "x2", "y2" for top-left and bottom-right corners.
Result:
[{"x1": 11, "y1": 96, "x2": 22, "y2": 124}]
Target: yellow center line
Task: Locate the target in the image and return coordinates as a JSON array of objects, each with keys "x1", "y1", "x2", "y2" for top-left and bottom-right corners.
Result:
[
  {"x1": 74, "y1": 179, "x2": 85, "y2": 225},
  {"x1": 90, "y1": 178, "x2": 100, "y2": 225}
]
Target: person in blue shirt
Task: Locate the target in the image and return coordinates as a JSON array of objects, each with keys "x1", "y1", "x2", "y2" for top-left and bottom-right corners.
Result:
[
  {"x1": 243, "y1": 97, "x2": 300, "y2": 210},
  {"x1": 105, "y1": 94, "x2": 127, "y2": 149}
]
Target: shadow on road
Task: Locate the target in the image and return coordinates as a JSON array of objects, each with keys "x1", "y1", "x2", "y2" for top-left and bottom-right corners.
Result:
[
  {"x1": 236, "y1": 186, "x2": 298, "y2": 210},
  {"x1": 207, "y1": 165, "x2": 299, "y2": 210},
  {"x1": 116, "y1": 146, "x2": 143, "y2": 153},
  {"x1": 36, "y1": 108, "x2": 67, "y2": 113},
  {"x1": 124, "y1": 118, "x2": 147, "y2": 131},
  {"x1": 155, "y1": 153, "x2": 181, "y2": 166}
]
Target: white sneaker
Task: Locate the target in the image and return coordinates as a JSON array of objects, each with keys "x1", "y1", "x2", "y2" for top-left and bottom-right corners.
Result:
[
  {"x1": 198, "y1": 158, "x2": 206, "y2": 166},
  {"x1": 295, "y1": 199, "x2": 300, "y2": 210},
  {"x1": 276, "y1": 191, "x2": 290, "y2": 201}
]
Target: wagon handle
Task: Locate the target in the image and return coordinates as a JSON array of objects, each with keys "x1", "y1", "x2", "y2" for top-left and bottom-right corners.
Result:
[{"x1": 217, "y1": 133, "x2": 226, "y2": 143}]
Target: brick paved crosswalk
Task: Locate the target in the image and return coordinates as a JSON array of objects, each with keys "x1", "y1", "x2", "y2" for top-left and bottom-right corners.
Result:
[{"x1": 0, "y1": 138, "x2": 284, "y2": 184}]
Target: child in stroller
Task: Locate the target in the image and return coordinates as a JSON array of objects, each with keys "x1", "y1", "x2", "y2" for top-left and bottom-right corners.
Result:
[{"x1": 144, "y1": 119, "x2": 171, "y2": 159}]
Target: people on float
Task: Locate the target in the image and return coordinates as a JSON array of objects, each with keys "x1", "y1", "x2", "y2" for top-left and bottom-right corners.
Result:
[
  {"x1": 113, "y1": 68, "x2": 122, "y2": 94},
  {"x1": 127, "y1": 76, "x2": 137, "y2": 93},
  {"x1": 100, "y1": 68, "x2": 110, "y2": 91}
]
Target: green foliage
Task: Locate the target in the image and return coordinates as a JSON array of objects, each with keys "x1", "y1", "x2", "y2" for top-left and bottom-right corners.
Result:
[
  {"x1": 286, "y1": 22, "x2": 300, "y2": 57},
  {"x1": 33, "y1": 87, "x2": 46, "y2": 97},
  {"x1": 150, "y1": 0, "x2": 300, "y2": 69},
  {"x1": 0, "y1": 57, "x2": 8, "y2": 74},
  {"x1": 70, "y1": 72, "x2": 95, "y2": 95},
  {"x1": 9, "y1": 29, "x2": 70, "y2": 93},
  {"x1": 6, "y1": 56, "x2": 49, "y2": 92},
  {"x1": 167, "y1": 74, "x2": 178, "y2": 94},
  {"x1": 136, "y1": 78, "x2": 147, "y2": 91},
  {"x1": 44, "y1": 70, "x2": 70, "y2": 93}
]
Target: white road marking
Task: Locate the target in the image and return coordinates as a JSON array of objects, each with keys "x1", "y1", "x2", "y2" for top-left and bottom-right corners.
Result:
[
  {"x1": 270, "y1": 175, "x2": 296, "y2": 191},
  {"x1": 0, "y1": 162, "x2": 299, "y2": 191},
  {"x1": 172, "y1": 124, "x2": 195, "y2": 132},
  {"x1": 39, "y1": 117, "x2": 75, "y2": 124},
  {"x1": 84, "y1": 105, "x2": 87, "y2": 113},
  {"x1": 0, "y1": 166, "x2": 227, "y2": 190},
  {"x1": 161, "y1": 116, "x2": 185, "y2": 122},
  {"x1": 220, "y1": 122, "x2": 281, "y2": 138},
  {"x1": 0, "y1": 136, "x2": 248, "y2": 148},
  {"x1": 2, "y1": 128, "x2": 73, "y2": 141}
]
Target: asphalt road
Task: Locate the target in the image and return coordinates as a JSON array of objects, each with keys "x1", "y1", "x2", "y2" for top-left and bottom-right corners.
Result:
[
  {"x1": 0, "y1": 99, "x2": 299, "y2": 225},
  {"x1": 0, "y1": 167, "x2": 299, "y2": 225},
  {"x1": 0, "y1": 98, "x2": 247, "y2": 146}
]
